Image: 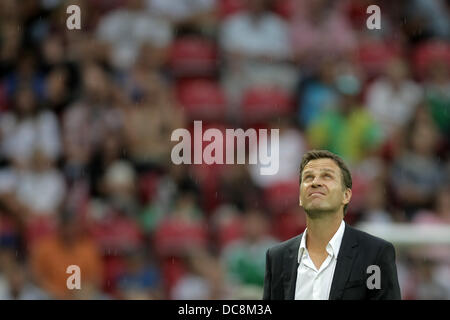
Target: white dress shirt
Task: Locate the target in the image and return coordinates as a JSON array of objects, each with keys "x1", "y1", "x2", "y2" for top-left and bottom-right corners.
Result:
[{"x1": 295, "y1": 220, "x2": 346, "y2": 300}]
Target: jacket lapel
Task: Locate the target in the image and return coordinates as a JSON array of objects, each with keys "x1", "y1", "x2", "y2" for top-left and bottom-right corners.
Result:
[
  {"x1": 283, "y1": 233, "x2": 302, "y2": 300},
  {"x1": 328, "y1": 224, "x2": 359, "y2": 300}
]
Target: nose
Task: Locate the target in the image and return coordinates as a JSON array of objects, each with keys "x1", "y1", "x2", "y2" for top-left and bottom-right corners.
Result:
[{"x1": 311, "y1": 177, "x2": 323, "y2": 187}]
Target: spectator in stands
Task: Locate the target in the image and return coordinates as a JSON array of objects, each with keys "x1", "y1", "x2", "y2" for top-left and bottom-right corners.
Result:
[
  {"x1": 40, "y1": 34, "x2": 66, "y2": 72},
  {"x1": 154, "y1": 188, "x2": 208, "y2": 256},
  {"x1": 100, "y1": 161, "x2": 140, "y2": 219},
  {"x1": 137, "y1": 167, "x2": 180, "y2": 235},
  {"x1": 289, "y1": 0, "x2": 356, "y2": 71},
  {"x1": 221, "y1": 209, "x2": 277, "y2": 295},
  {"x1": 307, "y1": 62, "x2": 382, "y2": 165},
  {"x1": 0, "y1": 84, "x2": 61, "y2": 168},
  {"x1": 0, "y1": 0, "x2": 449, "y2": 300},
  {"x1": 413, "y1": 258, "x2": 449, "y2": 299},
  {"x1": 43, "y1": 66, "x2": 73, "y2": 115},
  {"x1": 411, "y1": 185, "x2": 450, "y2": 296},
  {"x1": 3, "y1": 50, "x2": 45, "y2": 102},
  {"x1": 218, "y1": 163, "x2": 258, "y2": 212},
  {"x1": 220, "y1": 0, "x2": 297, "y2": 110},
  {"x1": 30, "y1": 209, "x2": 103, "y2": 299},
  {"x1": 13, "y1": 148, "x2": 66, "y2": 217},
  {"x1": 62, "y1": 62, "x2": 122, "y2": 181},
  {"x1": 424, "y1": 60, "x2": 450, "y2": 138},
  {"x1": 0, "y1": 148, "x2": 66, "y2": 233},
  {"x1": 116, "y1": 247, "x2": 163, "y2": 299},
  {"x1": 147, "y1": 0, "x2": 217, "y2": 36},
  {"x1": 404, "y1": 0, "x2": 450, "y2": 42},
  {"x1": 133, "y1": 41, "x2": 168, "y2": 74},
  {"x1": 84, "y1": 160, "x2": 144, "y2": 297},
  {"x1": 249, "y1": 116, "x2": 307, "y2": 188},
  {"x1": 413, "y1": 185, "x2": 450, "y2": 224},
  {"x1": 410, "y1": 181, "x2": 450, "y2": 300},
  {"x1": 390, "y1": 107, "x2": 445, "y2": 220},
  {"x1": 297, "y1": 58, "x2": 340, "y2": 129},
  {"x1": 209, "y1": 204, "x2": 244, "y2": 251},
  {"x1": 366, "y1": 57, "x2": 423, "y2": 141},
  {"x1": 0, "y1": 248, "x2": 48, "y2": 299},
  {"x1": 86, "y1": 160, "x2": 143, "y2": 253},
  {"x1": 0, "y1": 0, "x2": 22, "y2": 77},
  {"x1": 172, "y1": 248, "x2": 230, "y2": 299},
  {"x1": 122, "y1": 70, "x2": 183, "y2": 171},
  {"x1": 88, "y1": 131, "x2": 125, "y2": 198},
  {"x1": 96, "y1": 0, "x2": 172, "y2": 70},
  {"x1": 359, "y1": 178, "x2": 393, "y2": 223}
]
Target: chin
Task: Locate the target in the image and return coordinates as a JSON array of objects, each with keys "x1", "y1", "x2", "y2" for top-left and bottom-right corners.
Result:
[{"x1": 304, "y1": 206, "x2": 335, "y2": 218}]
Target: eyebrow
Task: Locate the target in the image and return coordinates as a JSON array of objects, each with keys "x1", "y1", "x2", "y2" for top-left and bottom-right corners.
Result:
[{"x1": 302, "y1": 168, "x2": 336, "y2": 176}]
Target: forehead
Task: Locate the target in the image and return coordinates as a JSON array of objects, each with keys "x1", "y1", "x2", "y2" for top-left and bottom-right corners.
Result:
[{"x1": 302, "y1": 158, "x2": 340, "y2": 174}]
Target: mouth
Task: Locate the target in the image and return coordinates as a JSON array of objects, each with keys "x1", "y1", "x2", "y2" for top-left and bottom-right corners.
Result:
[{"x1": 308, "y1": 191, "x2": 326, "y2": 197}]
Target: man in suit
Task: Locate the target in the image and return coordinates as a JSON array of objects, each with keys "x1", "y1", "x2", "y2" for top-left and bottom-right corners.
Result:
[{"x1": 263, "y1": 150, "x2": 401, "y2": 300}]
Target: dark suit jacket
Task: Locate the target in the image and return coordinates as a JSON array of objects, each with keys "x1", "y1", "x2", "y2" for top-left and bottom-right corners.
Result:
[{"x1": 263, "y1": 223, "x2": 401, "y2": 300}]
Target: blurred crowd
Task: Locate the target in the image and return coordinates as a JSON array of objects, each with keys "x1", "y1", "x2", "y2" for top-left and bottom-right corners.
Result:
[{"x1": 0, "y1": 0, "x2": 449, "y2": 300}]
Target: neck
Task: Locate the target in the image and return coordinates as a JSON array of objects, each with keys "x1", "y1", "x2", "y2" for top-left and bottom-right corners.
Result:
[{"x1": 305, "y1": 212, "x2": 343, "y2": 252}]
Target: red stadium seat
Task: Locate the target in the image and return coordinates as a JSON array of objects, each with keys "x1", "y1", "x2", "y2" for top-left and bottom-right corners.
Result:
[
  {"x1": 102, "y1": 254, "x2": 127, "y2": 296},
  {"x1": 138, "y1": 172, "x2": 160, "y2": 204},
  {"x1": 412, "y1": 41, "x2": 450, "y2": 79},
  {"x1": 357, "y1": 40, "x2": 402, "y2": 77},
  {"x1": 218, "y1": 0, "x2": 246, "y2": 19},
  {"x1": 0, "y1": 83, "x2": 8, "y2": 112},
  {"x1": 213, "y1": 213, "x2": 243, "y2": 251},
  {"x1": 168, "y1": 37, "x2": 218, "y2": 78},
  {"x1": 273, "y1": 0, "x2": 296, "y2": 20},
  {"x1": 271, "y1": 210, "x2": 306, "y2": 241},
  {"x1": 0, "y1": 215, "x2": 16, "y2": 234},
  {"x1": 184, "y1": 122, "x2": 228, "y2": 212},
  {"x1": 263, "y1": 180, "x2": 299, "y2": 214},
  {"x1": 185, "y1": 121, "x2": 228, "y2": 158},
  {"x1": 191, "y1": 163, "x2": 223, "y2": 213},
  {"x1": 176, "y1": 79, "x2": 227, "y2": 122},
  {"x1": 90, "y1": 215, "x2": 143, "y2": 253},
  {"x1": 344, "y1": 0, "x2": 370, "y2": 29},
  {"x1": 153, "y1": 218, "x2": 208, "y2": 256},
  {"x1": 25, "y1": 215, "x2": 58, "y2": 247},
  {"x1": 161, "y1": 256, "x2": 186, "y2": 298},
  {"x1": 241, "y1": 86, "x2": 294, "y2": 125}
]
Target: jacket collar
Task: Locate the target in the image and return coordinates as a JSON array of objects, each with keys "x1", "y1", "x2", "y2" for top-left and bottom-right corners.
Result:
[
  {"x1": 283, "y1": 222, "x2": 359, "y2": 300},
  {"x1": 297, "y1": 220, "x2": 346, "y2": 264}
]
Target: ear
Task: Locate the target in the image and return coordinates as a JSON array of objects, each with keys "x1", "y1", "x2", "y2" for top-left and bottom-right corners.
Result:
[
  {"x1": 343, "y1": 188, "x2": 352, "y2": 205},
  {"x1": 299, "y1": 193, "x2": 302, "y2": 207}
]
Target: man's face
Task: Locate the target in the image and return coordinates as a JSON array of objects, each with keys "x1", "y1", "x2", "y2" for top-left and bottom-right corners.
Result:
[{"x1": 299, "y1": 158, "x2": 351, "y2": 218}]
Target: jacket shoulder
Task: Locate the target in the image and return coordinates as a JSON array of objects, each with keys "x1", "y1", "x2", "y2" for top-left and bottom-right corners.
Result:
[
  {"x1": 347, "y1": 225, "x2": 394, "y2": 250},
  {"x1": 266, "y1": 234, "x2": 302, "y2": 258}
]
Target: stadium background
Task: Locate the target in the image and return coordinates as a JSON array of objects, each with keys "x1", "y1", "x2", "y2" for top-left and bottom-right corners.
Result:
[{"x1": 0, "y1": 0, "x2": 449, "y2": 299}]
